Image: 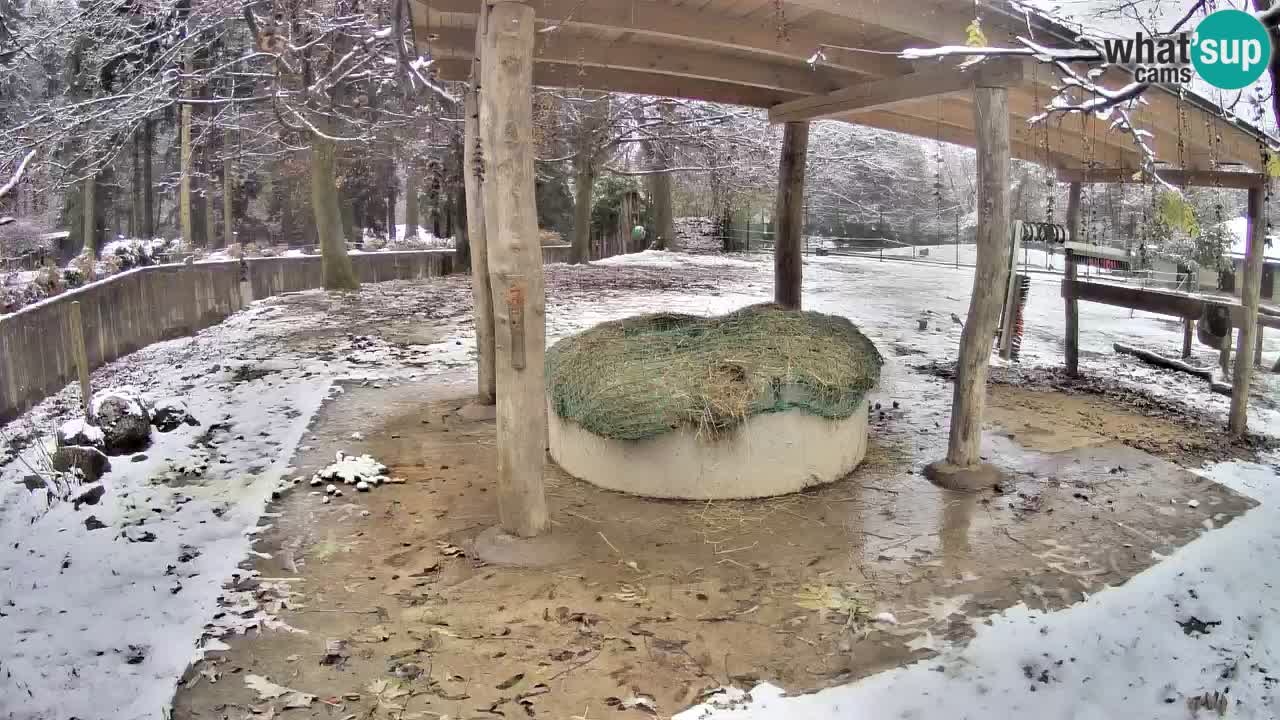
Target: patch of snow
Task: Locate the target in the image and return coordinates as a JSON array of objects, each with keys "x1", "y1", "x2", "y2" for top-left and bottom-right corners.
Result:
[
  {"x1": 595, "y1": 249, "x2": 762, "y2": 269},
  {"x1": 312, "y1": 451, "x2": 387, "y2": 486},
  {"x1": 58, "y1": 418, "x2": 104, "y2": 445}
]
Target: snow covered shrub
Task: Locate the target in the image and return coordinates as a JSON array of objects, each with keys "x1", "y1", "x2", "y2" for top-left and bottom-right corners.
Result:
[{"x1": 69, "y1": 251, "x2": 96, "y2": 281}]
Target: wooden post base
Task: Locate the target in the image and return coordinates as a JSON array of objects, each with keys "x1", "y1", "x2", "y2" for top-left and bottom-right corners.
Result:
[{"x1": 924, "y1": 461, "x2": 1003, "y2": 492}]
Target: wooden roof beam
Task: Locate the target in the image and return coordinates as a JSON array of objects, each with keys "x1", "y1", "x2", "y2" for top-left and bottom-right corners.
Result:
[
  {"x1": 1057, "y1": 167, "x2": 1268, "y2": 189},
  {"x1": 419, "y1": 0, "x2": 912, "y2": 79},
  {"x1": 433, "y1": 59, "x2": 802, "y2": 108},
  {"x1": 768, "y1": 59, "x2": 1024, "y2": 123},
  {"x1": 427, "y1": 27, "x2": 859, "y2": 95}
]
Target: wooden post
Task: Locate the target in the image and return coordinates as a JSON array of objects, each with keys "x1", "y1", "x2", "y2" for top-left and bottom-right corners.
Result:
[
  {"x1": 1255, "y1": 326, "x2": 1264, "y2": 367},
  {"x1": 464, "y1": 84, "x2": 496, "y2": 405},
  {"x1": 926, "y1": 85, "x2": 1010, "y2": 488},
  {"x1": 480, "y1": 0, "x2": 549, "y2": 537},
  {"x1": 773, "y1": 121, "x2": 809, "y2": 310},
  {"x1": 1064, "y1": 182, "x2": 1081, "y2": 376},
  {"x1": 68, "y1": 301, "x2": 92, "y2": 422},
  {"x1": 1229, "y1": 186, "x2": 1267, "y2": 436},
  {"x1": 1182, "y1": 318, "x2": 1194, "y2": 359}
]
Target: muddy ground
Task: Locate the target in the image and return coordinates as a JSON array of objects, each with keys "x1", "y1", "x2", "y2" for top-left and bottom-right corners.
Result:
[{"x1": 174, "y1": 375, "x2": 1255, "y2": 720}]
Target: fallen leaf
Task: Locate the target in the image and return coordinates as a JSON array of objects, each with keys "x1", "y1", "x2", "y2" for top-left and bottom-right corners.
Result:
[{"x1": 244, "y1": 674, "x2": 316, "y2": 709}]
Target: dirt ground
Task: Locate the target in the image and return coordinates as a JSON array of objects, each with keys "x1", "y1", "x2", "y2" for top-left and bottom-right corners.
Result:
[{"x1": 173, "y1": 377, "x2": 1255, "y2": 720}]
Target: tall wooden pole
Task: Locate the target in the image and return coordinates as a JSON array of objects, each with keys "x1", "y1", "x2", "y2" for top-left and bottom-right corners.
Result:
[
  {"x1": 480, "y1": 0, "x2": 549, "y2": 537},
  {"x1": 1229, "y1": 186, "x2": 1267, "y2": 436},
  {"x1": 465, "y1": 84, "x2": 496, "y2": 405},
  {"x1": 1064, "y1": 181, "x2": 1081, "y2": 376},
  {"x1": 773, "y1": 121, "x2": 809, "y2": 310},
  {"x1": 926, "y1": 85, "x2": 1010, "y2": 488}
]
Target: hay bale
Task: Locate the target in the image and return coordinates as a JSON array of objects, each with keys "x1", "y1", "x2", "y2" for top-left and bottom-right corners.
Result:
[{"x1": 545, "y1": 303, "x2": 882, "y2": 441}]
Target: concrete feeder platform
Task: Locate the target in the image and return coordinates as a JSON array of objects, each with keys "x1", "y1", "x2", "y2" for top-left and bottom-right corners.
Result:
[{"x1": 548, "y1": 399, "x2": 870, "y2": 500}]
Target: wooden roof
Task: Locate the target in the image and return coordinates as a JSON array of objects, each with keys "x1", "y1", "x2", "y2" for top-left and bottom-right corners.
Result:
[{"x1": 410, "y1": 0, "x2": 1275, "y2": 180}]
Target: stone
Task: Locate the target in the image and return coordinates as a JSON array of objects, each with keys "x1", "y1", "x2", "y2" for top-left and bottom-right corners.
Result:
[
  {"x1": 84, "y1": 515, "x2": 107, "y2": 531},
  {"x1": 152, "y1": 398, "x2": 198, "y2": 432},
  {"x1": 72, "y1": 483, "x2": 106, "y2": 510},
  {"x1": 93, "y1": 389, "x2": 152, "y2": 454},
  {"x1": 52, "y1": 445, "x2": 111, "y2": 483}
]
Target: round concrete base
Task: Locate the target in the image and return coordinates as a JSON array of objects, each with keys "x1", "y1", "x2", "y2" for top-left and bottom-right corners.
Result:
[
  {"x1": 547, "y1": 399, "x2": 869, "y2": 500},
  {"x1": 923, "y1": 460, "x2": 1003, "y2": 492},
  {"x1": 469, "y1": 526, "x2": 579, "y2": 568}
]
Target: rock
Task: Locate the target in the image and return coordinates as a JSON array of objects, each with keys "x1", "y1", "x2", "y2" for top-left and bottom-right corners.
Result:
[
  {"x1": 152, "y1": 398, "x2": 198, "y2": 432},
  {"x1": 52, "y1": 445, "x2": 111, "y2": 483},
  {"x1": 131, "y1": 454, "x2": 148, "y2": 462},
  {"x1": 355, "y1": 481, "x2": 370, "y2": 492},
  {"x1": 326, "y1": 484, "x2": 337, "y2": 495},
  {"x1": 72, "y1": 483, "x2": 106, "y2": 510},
  {"x1": 57, "y1": 419, "x2": 105, "y2": 450},
  {"x1": 93, "y1": 389, "x2": 152, "y2": 454},
  {"x1": 84, "y1": 515, "x2": 107, "y2": 531}
]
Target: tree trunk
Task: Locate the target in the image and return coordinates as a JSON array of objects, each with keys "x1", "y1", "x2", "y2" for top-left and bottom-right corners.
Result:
[
  {"x1": 142, "y1": 117, "x2": 154, "y2": 239},
  {"x1": 311, "y1": 131, "x2": 359, "y2": 290},
  {"x1": 1230, "y1": 186, "x2": 1266, "y2": 436},
  {"x1": 480, "y1": 0, "x2": 549, "y2": 537},
  {"x1": 179, "y1": 91, "x2": 193, "y2": 247},
  {"x1": 649, "y1": 170, "x2": 674, "y2": 251},
  {"x1": 82, "y1": 175, "x2": 96, "y2": 258},
  {"x1": 404, "y1": 166, "x2": 419, "y2": 240},
  {"x1": 203, "y1": 157, "x2": 217, "y2": 248},
  {"x1": 773, "y1": 121, "x2": 809, "y2": 310},
  {"x1": 571, "y1": 157, "x2": 593, "y2": 263},
  {"x1": 131, "y1": 129, "x2": 143, "y2": 238},
  {"x1": 464, "y1": 85, "x2": 496, "y2": 404},
  {"x1": 940, "y1": 86, "x2": 1011, "y2": 472},
  {"x1": 223, "y1": 134, "x2": 235, "y2": 248}
]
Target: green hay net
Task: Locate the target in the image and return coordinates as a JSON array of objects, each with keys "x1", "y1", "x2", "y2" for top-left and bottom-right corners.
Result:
[{"x1": 545, "y1": 303, "x2": 883, "y2": 441}]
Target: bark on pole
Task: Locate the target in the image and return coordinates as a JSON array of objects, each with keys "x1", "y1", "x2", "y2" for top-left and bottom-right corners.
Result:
[
  {"x1": 464, "y1": 84, "x2": 497, "y2": 404},
  {"x1": 480, "y1": 0, "x2": 549, "y2": 537},
  {"x1": 1064, "y1": 181, "x2": 1081, "y2": 376},
  {"x1": 938, "y1": 86, "x2": 1011, "y2": 473},
  {"x1": 773, "y1": 121, "x2": 809, "y2": 310},
  {"x1": 1229, "y1": 186, "x2": 1267, "y2": 436}
]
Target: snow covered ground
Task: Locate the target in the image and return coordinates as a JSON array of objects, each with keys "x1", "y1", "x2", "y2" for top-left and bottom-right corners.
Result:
[{"x1": 1, "y1": 250, "x2": 1278, "y2": 720}]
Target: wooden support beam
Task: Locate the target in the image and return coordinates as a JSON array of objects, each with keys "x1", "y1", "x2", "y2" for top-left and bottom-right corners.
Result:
[
  {"x1": 1182, "y1": 317, "x2": 1194, "y2": 359},
  {"x1": 934, "y1": 84, "x2": 1011, "y2": 483},
  {"x1": 769, "y1": 60, "x2": 1024, "y2": 123},
  {"x1": 774, "y1": 121, "x2": 809, "y2": 310},
  {"x1": 68, "y1": 300, "x2": 92, "y2": 422},
  {"x1": 431, "y1": 28, "x2": 857, "y2": 96},
  {"x1": 1056, "y1": 167, "x2": 1268, "y2": 189},
  {"x1": 1230, "y1": 186, "x2": 1266, "y2": 436},
  {"x1": 421, "y1": 0, "x2": 911, "y2": 78},
  {"x1": 435, "y1": 58, "x2": 800, "y2": 108},
  {"x1": 464, "y1": 85, "x2": 496, "y2": 405},
  {"x1": 1064, "y1": 182, "x2": 1081, "y2": 377},
  {"x1": 479, "y1": 0, "x2": 549, "y2": 537},
  {"x1": 1068, "y1": 279, "x2": 1203, "y2": 318}
]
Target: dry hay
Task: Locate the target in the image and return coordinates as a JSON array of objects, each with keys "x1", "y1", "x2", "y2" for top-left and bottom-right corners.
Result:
[{"x1": 545, "y1": 303, "x2": 883, "y2": 441}]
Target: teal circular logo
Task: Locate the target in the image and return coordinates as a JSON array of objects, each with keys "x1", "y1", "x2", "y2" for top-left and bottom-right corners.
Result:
[{"x1": 1192, "y1": 9, "x2": 1272, "y2": 90}]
